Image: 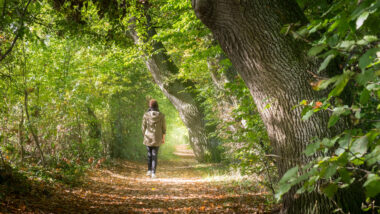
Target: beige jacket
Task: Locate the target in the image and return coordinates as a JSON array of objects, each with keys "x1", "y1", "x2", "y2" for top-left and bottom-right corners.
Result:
[{"x1": 142, "y1": 110, "x2": 166, "y2": 147}]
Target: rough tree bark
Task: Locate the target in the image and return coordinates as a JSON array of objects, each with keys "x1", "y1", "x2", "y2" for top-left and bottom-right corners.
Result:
[
  {"x1": 129, "y1": 7, "x2": 211, "y2": 162},
  {"x1": 192, "y1": 0, "x2": 362, "y2": 213}
]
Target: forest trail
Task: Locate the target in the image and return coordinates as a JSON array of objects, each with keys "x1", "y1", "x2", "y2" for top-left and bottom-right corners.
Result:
[{"x1": 2, "y1": 145, "x2": 272, "y2": 213}]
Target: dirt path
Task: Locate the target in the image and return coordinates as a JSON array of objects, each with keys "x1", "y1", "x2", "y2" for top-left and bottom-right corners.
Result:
[{"x1": 2, "y1": 145, "x2": 272, "y2": 213}]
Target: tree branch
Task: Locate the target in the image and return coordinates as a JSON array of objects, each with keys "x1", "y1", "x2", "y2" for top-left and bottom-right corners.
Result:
[
  {"x1": 0, "y1": 33, "x2": 20, "y2": 62},
  {"x1": 0, "y1": 0, "x2": 32, "y2": 62}
]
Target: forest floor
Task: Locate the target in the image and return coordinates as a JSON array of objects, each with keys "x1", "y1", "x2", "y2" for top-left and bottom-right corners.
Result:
[{"x1": 1, "y1": 145, "x2": 275, "y2": 213}]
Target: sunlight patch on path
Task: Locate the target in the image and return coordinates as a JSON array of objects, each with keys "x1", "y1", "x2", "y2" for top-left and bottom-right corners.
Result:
[
  {"x1": 64, "y1": 144, "x2": 273, "y2": 213},
  {"x1": 94, "y1": 169, "x2": 207, "y2": 184},
  {"x1": 2, "y1": 143, "x2": 273, "y2": 213},
  {"x1": 172, "y1": 144, "x2": 196, "y2": 158},
  {"x1": 80, "y1": 191, "x2": 262, "y2": 202}
]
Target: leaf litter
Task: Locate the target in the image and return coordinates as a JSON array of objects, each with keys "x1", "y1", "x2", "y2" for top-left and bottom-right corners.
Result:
[{"x1": 1, "y1": 145, "x2": 274, "y2": 213}]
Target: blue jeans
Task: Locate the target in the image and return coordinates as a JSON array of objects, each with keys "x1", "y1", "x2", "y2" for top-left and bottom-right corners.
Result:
[{"x1": 147, "y1": 146, "x2": 159, "y2": 173}]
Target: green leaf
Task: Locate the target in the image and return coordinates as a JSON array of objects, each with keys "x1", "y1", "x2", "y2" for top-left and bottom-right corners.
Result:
[
  {"x1": 296, "y1": 186, "x2": 306, "y2": 194},
  {"x1": 321, "y1": 183, "x2": 338, "y2": 198},
  {"x1": 356, "y1": 11, "x2": 369, "y2": 29},
  {"x1": 350, "y1": 136, "x2": 368, "y2": 157},
  {"x1": 351, "y1": 158, "x2": 364, "y2": 165},
  {"x1": 337, "y1": 152, "x2": 349, "y2": 166},
  {"x1": 367, "y1": 83, "x2": 380, "y2": 91},
  {"x1": 322, "y1": 137, "x2": 338, "y2": 148},
  {"x1": 276, "y1": 166, "x2": 300, "y2": 201},
  {"x1": 308, "y1": 45, "x2": 326, "y2": 56},
  {"x1": 367, "y1": 130, "x2": 380, "y2": 142},
  {"x1": 327, "y1": 34, "x2": 339, "y2": 47},
  {"x1": 300, "y1": 100, "x2": 308, "y2": 105},
  {"x1": 360, "y1": 89, "x2": 370, "y2": 105},
  {"x1": 364, "y1": 174, "x2": 380, "y2": 197},
  {"x1": 279, "y1": 166, "x2": 299, "y2": 184},
  {"x1": 322, "y1": 165, "x2": 337, "y2": 179},
  {"x1": 304, "y1": 142, "x2": 320, "y2": 157},
  {"x1": 328, "y1": 115, "x2": 340, "y2": 128},
  {"x1": 275, "y1": 183, "x2": 292, "y2": 201},
  {"x1": 356, "y1": 70, "x2": 376, "y2": 85},
  {"x1": 318, "y1": 54, "x2": 335, "y2": 73},
  {"x1": 296, "y1": 173, "x2": 309, "y2": 183},
  {"x1": 302, "y1": 110, "x2": 314, "y2": 121},
  {"x1": 338, "y1": 168, "x2": 351, "y2": 183},
  {"x1": 338, "y1": 134, "x2": 351, "y2": 150},
  {"x1": 335, "y1": 148, "x2": 345, "y2": 156},
  {"x1": 332, "y1": 106, "x2": 350, "y2": 116},
  {"x1": 359, "y1": 48, "x2": 380, "y2": 71},
  {"x1": 328, "y1": 72, "x2": 351, "y2": 98},
  {"x1": 365, "y1": 145, "x2": 380, "y2": 166},
  {"x1": 337, "y1": 40, "x2": 355, "y2": 50},
  {"x1": 309, "y1": 23, "x2": 321, "y2": 34},
  {"x1": 357, "y1": 35, "x2": 378, "y2": 45},
  {"x1": 317, "y1": 75, "x2": 340, "y2": 90}
]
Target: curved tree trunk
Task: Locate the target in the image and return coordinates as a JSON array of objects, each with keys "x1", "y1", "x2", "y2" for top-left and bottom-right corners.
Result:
[
  {"x1": 50, "y1": 0, "x2": 211, "y2": 161},
  {"x1": 129, "y1": 14, "x2": 209, "y2": 162},
  {"x1": 192, "y1": 0, "x2": 362, "y2": 213}
]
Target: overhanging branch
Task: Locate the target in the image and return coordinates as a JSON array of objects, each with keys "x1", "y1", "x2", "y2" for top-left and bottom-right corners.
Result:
[{"x1": 0, "y1": 0, "x2": 32, "y2": 62}]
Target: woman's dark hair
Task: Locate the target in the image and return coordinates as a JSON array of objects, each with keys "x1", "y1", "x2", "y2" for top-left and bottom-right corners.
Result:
[{"x1": 149, "y1": 99, "x2": 159, "y2": 111}]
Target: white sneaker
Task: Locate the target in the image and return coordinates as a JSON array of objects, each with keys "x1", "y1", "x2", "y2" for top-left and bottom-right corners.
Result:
[
  {"x1": 146, "y1": 170, "x2": 152, "y2": 176},
  {"x1": 151, "y1": 173, "x2": 156, "y2": 179}
]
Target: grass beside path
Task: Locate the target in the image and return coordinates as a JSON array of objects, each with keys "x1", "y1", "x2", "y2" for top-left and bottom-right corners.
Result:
[{"x1": 1, "y1": 145, "x2": 274, "y2": 213}]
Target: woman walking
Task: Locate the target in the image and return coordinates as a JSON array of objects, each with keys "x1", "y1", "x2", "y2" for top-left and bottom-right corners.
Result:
[{"x1": 142, "y1": 99, "x2": 166, "y2": 178}]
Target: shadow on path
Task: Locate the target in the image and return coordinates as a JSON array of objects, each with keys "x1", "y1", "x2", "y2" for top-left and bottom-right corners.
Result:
[{"x1": 1, "y1": 144, "x2": 273, "y2": 213}]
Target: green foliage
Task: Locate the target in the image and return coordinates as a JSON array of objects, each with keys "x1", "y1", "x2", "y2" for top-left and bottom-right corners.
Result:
[
  {"x1": 0, "y1": 0, "x2": 162, "y2": 183},
  {"x1": 0, "y1": 0, "x2": 38, "y2": 62},
  {"x1": 137, "y1": 0, "x2": 276, "y2": 183},
  {"x1": 0, "y1": 1, "x2": 194, "y2": 187},
  {"x1": 275, "y1": 166, "x2": 299, "y2": 200},
  {"x1": 218, "y1": 78, "x2": 276, "y2": 192},
  {"x1": 278, "y1": 0, "x2": 380, "y2": 210},
  {"x1": 1, "y1": 0, "x2": 274, "y2": 204}
]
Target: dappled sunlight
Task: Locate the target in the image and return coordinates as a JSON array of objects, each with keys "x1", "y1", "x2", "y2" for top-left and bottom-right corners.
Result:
[
  {"x1": 55, "y1": 145, "x2": 272, "y2": 213},
  {"x1": 172, "y1": 144, "x2": 196, "y2": 158},
  {"x1": 172, "y1": 151, "x2": 195, "y2": 157},
  {"x1": 91, "y1": 169, "x2": 207, "y2": 184},
  {"x1": 1, "y1": 144, "x2": 273, "y2": 213}
]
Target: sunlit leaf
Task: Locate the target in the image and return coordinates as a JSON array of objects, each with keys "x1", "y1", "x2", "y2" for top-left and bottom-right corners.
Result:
[
  {"x1": 318, "y1": 54, "x2": 335, "y2": 73},
  {"x1": 308, "y1": 45, "x2": 326, "y2": 56},
  {"x1": 356, "y1": 11, "x2": 369, "y2": 29},
  {"x1": 350, "y1": 136, "x2": 368, "y2": 157}
]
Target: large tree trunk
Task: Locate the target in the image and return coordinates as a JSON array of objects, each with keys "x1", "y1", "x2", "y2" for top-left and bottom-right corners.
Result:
[
  {"x1": 192, "y1": 0, "x2": 362, "y2": 213},
  {"x1": 129, "y1": 12, "x2": 210, "y2": 162}
]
